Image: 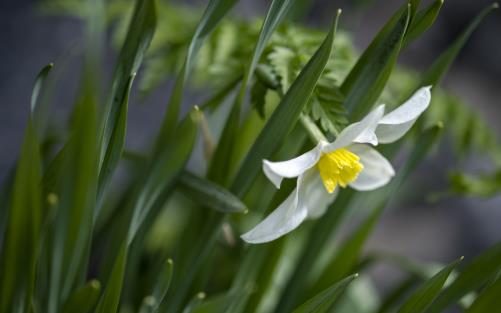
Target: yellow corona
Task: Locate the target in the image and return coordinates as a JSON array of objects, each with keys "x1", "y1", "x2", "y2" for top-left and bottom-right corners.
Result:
[{"x1": 317, "y1": 148, "x2": 363, "y2": 193}]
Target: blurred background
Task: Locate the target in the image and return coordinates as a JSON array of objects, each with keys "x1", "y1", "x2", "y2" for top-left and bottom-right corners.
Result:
[{"x1": 1, "y1": 0, "x2": 500, "y2": 296}]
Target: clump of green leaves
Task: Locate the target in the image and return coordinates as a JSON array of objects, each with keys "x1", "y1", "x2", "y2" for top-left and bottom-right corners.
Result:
[{"x1": 1, "y1": 1, "x2": 500, "y2": 313}]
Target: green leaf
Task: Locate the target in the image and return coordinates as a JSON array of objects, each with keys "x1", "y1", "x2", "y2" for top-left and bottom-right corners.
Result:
[
  {"x1": 403, "y1": 0, "x2": 444, "y2": 48},
  {"x1": 293, "y1": 274, "x2": 357, "y2": 313},
  {"x1": 231, "y1": 12, "x2": 340, "y2": 197},
  {"x1": 99, "y1": 0, "x2": 156, "y2": 197},
  {"x1": 94, "y1": 243, "x2": 128, "y2": 313},
  {"x1": 466, "y1": 277, "x2": 501, "y2": 313},
  {"x1": 60, "y1": 93, "x2": 99, "y2": 300},
  {"x1": 421, "y1": 3, "x2": 498, "y2": 86},
  {"x1": 151, "y1": 258, "x2": 174, "y2": 309},
  {"x1": 208, "y1": 0, "x2": 294, "y2": 184},
  {"x1": 139, "y1": 296, "x2": 157, "y2": 313},
  {"x1": 182, "y1": 292, "x2": 207, "y2": 313},
  {"x1": 97, "y1": 73, "x2": 135, "y2": 205},
  {"x1": 31, "y1": 62, "x2": 54, "y2": 133},
  {"x1": 308, "y1": 205, "x2": 384, "y2": 296},
  {"x1": 396, "y1": 257, "x2": 462, "y2": 313},
  {"x1": 128, "y1": 108, "x2": 200, "y2": 243},
  {"x1": 178, "y1": 171, "x2": 248, "y2": 213},
  {"x1": 158, "y1": 0, "x2": 237, "y2": 144},
  {"x1": 341, "y1": 4, "x2": 410, "y2": 120},
  {"x1": 425, "y1": 242, "x2": 501, "y2": 313},
  {"x1": 61, "y1": 280, "x2": 101, "y2": 313},
  {"x1": 0, "y1": 121, "x2": 41, "y2": 313}
]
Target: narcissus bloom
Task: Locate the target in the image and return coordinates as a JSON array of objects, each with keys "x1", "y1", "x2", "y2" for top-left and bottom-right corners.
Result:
[{"x1": 241, "y1": 86, "x2": 432, "y2": 244}]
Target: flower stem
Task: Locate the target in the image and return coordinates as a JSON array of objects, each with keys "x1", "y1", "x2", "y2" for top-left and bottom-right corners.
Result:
[{"x1": 299, "y1": 113, "x2": 327, "y2": 143}]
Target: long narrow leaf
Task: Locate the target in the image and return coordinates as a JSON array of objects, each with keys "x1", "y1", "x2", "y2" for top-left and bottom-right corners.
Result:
[
  {"x1": 178, "y1": 171, "x2": 248, "y2": 213},
  {"x1": 341, "y1": 4, "x2": 410, "y2": 120},
  {"x1": 425, "y1": 242, "x2": 501, "y2": 313},
  {"x1": 99, "y1": 0, "x2": 156, "y2": 198},
  {"x1": 403, "y1": 0, "x2": 444, "y2": 48},
  {"x1": 128, "y1": 108, "x2": 200, "y2": 243},
  {"x1": 397, "y1": 257, "x2": 462, "y2": 313},
  {"x1": 421, "y1": 3, "x2": 498, "y2": 86},
  {"x1": 31, "y1": 62, "x2": 54, "y2": 134},
  {"x1": 94, "y1": 243, "x2": 128, "y2": 313},
  {"x1": 293, "y1": 274, "x2": 357, "y2": 313},
  {"x1": 308, "y1": 205, "x2": 384, "y2": 297},
  {"x1": 465, "y1": 277, "x2": 501, "y2": 313},
  {"x1": 231, "y1": 12, "x2": 340, "y2": 197},
  {"x1": 0, "y1": 121, "x2": 41, "y2": 313},
  {"x1": 158, "y1": 0, "x2": 237, "y2": 144},
  {"x1": 61, "y1": 280, "x2": 101, "y2": 313},
  {"x1": 208, "y1": 0, "x2": 295, "y2": 183}
]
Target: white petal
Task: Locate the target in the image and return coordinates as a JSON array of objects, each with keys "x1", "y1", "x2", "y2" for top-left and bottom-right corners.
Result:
[
  {"x1": 241, "y1": 172, "x2": 312, "y2": 244},
  {"x1": 348, "y1": 144, "x2": 395, "y2": 191},
  {"x1": 304, "y1": 173, "x2": 339, "y2": 219},
  {"x1": 323, "y1": 105, "x2": 385, "y2": 152},
  {"x1": 263, "y1": 143, "x2": 322, "y2": 189},
  {"x1": 376, "y1": 86, "x2": 432, "y2": 144}
]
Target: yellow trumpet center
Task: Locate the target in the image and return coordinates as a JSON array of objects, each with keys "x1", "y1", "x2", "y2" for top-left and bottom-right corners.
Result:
[{"x1": 317, "y1": 148, "x2": 363, "y2": 193}]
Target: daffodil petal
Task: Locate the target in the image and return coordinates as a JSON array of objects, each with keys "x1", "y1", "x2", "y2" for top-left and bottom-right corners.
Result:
[
  {"x1": 263, "y1": 143, "x2": 322, "y2": 188},
  {"x1": 305, "y1": 173, "x2": 339, "y2": 219},
  {"x1": 375, "y1": 86, "x2": 432, "y2": 143},
  {"x1": 241, "y1": 172, "x2": 311, "y2": 244},
  {"x1": 348, "y1": 144, "x2": 395, "y2": 191},
  {"x1": 323, "y1": 105, "x2": 385, "y2": 152}
]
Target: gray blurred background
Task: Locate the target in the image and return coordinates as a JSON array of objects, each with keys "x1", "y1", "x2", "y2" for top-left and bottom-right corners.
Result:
[{"x1": 1, "y1": 0, "x2": 500, "y2": 294}]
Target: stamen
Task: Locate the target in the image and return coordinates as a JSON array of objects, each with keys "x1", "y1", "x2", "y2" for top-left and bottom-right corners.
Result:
[{"x1": 317, "y1": 148, "x2": 363, "y2": 193}]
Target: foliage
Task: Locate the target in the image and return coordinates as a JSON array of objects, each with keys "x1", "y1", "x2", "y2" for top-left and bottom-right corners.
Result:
[{"x1": 1, "y1": 0, "x2": 500, "y2": 313}]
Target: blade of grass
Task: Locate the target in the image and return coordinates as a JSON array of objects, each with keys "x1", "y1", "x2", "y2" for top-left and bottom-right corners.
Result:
[
  {"x1": 307, "y1": 205, "x2": 384, "y2": 297},
  {"x1": 97, "y1": 73, "x2": 135, "y2": 211},
  {"x1": 31, "y1": 62, "x2": 54, "y2": 134},
  {"x1": 0, "y1": 121, "x2": 41, "y2": 313},
  {"x1": 151, "y1": 258, "x2": 174, "y2": 309},
  {"x1": 46, "y1": 87, "x2": 99, "y2": 311},
  {"x1": 292, "y1": 274, "x2": 358, "y2": 313},
  {"x1": 157, "y1": 0, "x2": 238, "y2": 145},
  {"x1": 341, "y1": 4, "x2": 410, "y2": 120},
  {"x1": 402, "y1": 0, "x2": 444, "y2": 48},
  {"x1": 178, "y1": 171, "x2": 248, "y2": 213},
  {"x1": 98, "y1": 0, "x2": 156, "y2": 201},
  {"x1": 397, "y1": 257, "x2": 463, "y2": 313},
  {"x1": 208, "y1": 0, "x2": 295, "y2": 184},
  {"x1": 421, "y1": 3, "x2": 498, "y2": 86},
  {"x1": 61, "y1": 280, "x2": 101, "y2": 313},
  {"x1": 94, "y1": 242, "x2": 128, "y2": 313},
  {"x1": 128, "y1": 108, "x2": 200, "y2": 243},
  {"x1": 60, "y1": 92, "x2": 99, "y2": 300},
  {"x1": 465, "y1": 277, "x2": 501, "y2": 313},
  {"x1": 425, "y1": 242, "x2": 501, "y2": 313}
]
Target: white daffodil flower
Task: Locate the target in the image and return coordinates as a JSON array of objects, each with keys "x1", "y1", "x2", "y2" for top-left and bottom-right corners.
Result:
[{"x1": 241, "y1": 86, "x2": 432, "y2": 244}]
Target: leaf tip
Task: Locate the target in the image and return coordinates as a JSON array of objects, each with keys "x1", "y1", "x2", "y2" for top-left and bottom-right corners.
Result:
[
  {"x1": 143, "y1": 295, "x2": 156, "y2": 306},
  {"x1": 47, "y1": 193, "x2": 59, "y2": 206},
  {"x1": 90, "y1": 279, "x2": 101, "y2": 290},
  {"x1": 167, "y1": 258, "x2": 173, "y2": 265},
  {"x1": 492, "y1": 2, "x2": 499, "y2": 9},
  {"x1": 196, "y1": 292, "x2": 206, "y2": 299}
]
